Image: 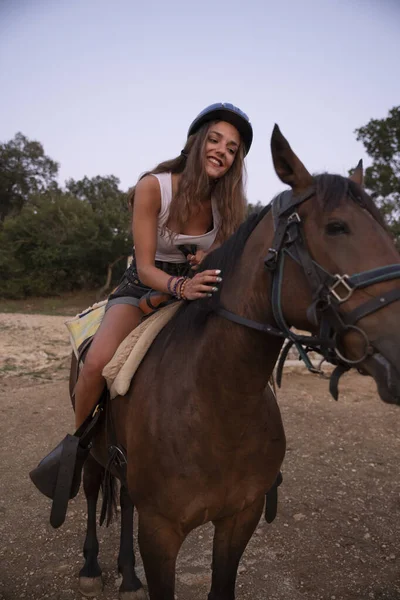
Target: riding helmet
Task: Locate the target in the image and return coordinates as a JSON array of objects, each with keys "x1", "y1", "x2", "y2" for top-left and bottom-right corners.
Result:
[{"x1": 187, "y1": 102, "x2": 253, "y2": 155}]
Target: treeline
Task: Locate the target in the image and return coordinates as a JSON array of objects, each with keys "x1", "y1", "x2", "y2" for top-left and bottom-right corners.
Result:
[
  {"x1": 1, "y1": 105, "x2": 399, "y2": 298},
  {"x1": 0, "y1": 134, "x2": 131, "y2": 298}
]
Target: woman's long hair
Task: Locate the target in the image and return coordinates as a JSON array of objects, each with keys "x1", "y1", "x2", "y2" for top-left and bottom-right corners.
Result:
[{"x1": 127, "y1": 121, "x2": 247, "y2": 242}]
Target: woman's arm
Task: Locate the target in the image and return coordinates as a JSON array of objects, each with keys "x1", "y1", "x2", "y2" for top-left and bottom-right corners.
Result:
[
  {"x1": 133, "y1": 176, "x2": 221, "y2": 299},
  {"x1": 132, "y1": 175, "x2": 171, "y2": 293}
]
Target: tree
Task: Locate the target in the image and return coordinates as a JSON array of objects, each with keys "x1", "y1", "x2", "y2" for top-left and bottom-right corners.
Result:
[
  {"x1": 0, "y1": 191, "x2": 103, "y2": 297},
  {"x1": 247, "y1": 201, "x2": 265, "y2": 216},
  {"x1": 65, "y1": 175, "x2": 132, "y2": 291},
  {"x1": 0, "y1": 178, "x2": 132, "y2": 298},
  {"x1": 0, "y1": 133, "x2": 133, "y2": 298},
  {"x1": 355, "y1": 106, "x2": 400, "y2": 239},
  {"x1": 0, "y1": 132, "x2": 59, "y2": 223}
]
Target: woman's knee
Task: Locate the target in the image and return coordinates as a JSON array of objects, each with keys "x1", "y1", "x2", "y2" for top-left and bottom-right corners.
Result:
[
  {"x1": 82, "y1": 345, "x2": 114, "y2": 378},
  {"x1": 80, "y1": 304, "x2": 142, "y2": 379}
]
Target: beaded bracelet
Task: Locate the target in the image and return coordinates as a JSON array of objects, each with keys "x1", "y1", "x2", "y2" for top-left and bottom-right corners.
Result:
[
  {"x1": 172, "y1": 276, "x2": 185, "y2": 298},
  {"x1": 179, "y1": 277, "x2": 189, "y2": 300},
  {"x1": 177, "y1": 277, "x2": 188, "y2": 300},
  {"x1": 167, "y1": 275, "x2": 176, "y2": 295},
  {"x1": 175, "y1": 277, "x2": 188, "y2": 300}
]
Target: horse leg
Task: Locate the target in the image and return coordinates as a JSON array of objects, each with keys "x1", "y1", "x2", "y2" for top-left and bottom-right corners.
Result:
[
  {"x1": 79, "y1": 455, "x2": 104, "y2": 597},
  {"x1": 208, "y1": 497, "x2": 265, "y2": 600},
  {"x1": 138, "y1": 512, "x2": 184, "y2": 600},
  {"x1": 118, "y1": 484, "x2": 147, "y2": 599}
]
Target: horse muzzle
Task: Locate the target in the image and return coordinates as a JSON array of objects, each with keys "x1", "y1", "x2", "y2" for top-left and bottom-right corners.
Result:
[{"x1": 362, "y1": 339, "x2": 400, "y2": 405}]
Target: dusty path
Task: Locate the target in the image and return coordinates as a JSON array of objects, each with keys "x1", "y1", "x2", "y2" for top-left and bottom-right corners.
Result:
[{"x1": 1, "y1": 313, "x2": 400, "y2": 599}]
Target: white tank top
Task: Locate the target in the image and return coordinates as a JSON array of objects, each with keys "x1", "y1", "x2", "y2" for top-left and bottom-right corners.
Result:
[{"x1": 151, "y1": 172, "x2": 221, "y2": 263}]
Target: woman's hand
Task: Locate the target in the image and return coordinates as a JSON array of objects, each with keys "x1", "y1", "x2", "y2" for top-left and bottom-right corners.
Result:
[
  {"x1": 187, "y1": 250, "x2": 207, "y2": 271},
  {"x1": 183, "y1": 270, "x2": 222, "y2": 300}
]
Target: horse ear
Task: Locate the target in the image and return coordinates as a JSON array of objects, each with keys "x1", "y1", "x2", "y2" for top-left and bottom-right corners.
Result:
[
  {"x1": 349, "y1": 159, "x2": 364, "y2": 187},
  {"x1": 270, "y1": 124, "x2": 313, "y2": 191}
]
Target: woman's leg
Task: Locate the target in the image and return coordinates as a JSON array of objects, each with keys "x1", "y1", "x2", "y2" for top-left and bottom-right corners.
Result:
[{"x1": 74, "y1": 303, "x2": 143, "y2": 429}]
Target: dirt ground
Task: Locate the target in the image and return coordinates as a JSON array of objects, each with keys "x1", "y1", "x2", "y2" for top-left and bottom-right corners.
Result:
[{"x1": 1, "y1": 312, "x2": 400, "y2": 600}]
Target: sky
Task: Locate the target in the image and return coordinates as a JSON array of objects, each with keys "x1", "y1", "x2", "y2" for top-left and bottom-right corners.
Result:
[{"x1": 1, "y1": 0, "x2": 399, "y2": 204}]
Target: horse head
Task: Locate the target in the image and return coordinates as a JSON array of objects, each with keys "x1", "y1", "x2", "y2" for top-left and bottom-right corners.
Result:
[{"x1": 269, "y1": 125, "x2": 400, "y2": 404}]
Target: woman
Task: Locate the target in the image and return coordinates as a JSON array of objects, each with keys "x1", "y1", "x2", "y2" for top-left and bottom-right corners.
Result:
[
  {"x1": 29, "y1": 103, "x2": 253, "y2": 507},
  {"x1": 74, "y1": 102, "x2": 253, "y2": 429}
]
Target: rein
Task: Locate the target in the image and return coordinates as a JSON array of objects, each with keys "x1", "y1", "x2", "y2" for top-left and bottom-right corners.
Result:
[{"x1": 217, "y1": 188, "x2": 400, "y2": 400}]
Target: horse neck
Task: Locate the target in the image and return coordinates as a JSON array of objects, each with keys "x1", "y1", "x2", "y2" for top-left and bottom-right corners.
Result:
[{"x1": 197, "y1": 212, "x2": 284, "y2": 397}]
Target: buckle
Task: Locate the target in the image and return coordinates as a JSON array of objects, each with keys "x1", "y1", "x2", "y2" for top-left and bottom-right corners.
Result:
[
  {"x1": 92, "y1": 403, "x2": 102, "y2": 417},
  {"x1": 109, "y1": 445, "x2": 127, "y2": 467},
  {"x1": 265, "y1": 248, "x2": 278, "y2": 270},
  {"x1": 329, "y1": 274, "x2": 354, "y2": 303},
  {"x1": 287, "y1": 212, "x2": 301, "y2": 224}
]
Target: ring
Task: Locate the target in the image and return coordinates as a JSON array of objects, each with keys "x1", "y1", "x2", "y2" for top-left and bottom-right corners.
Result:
[{"x1": 333, "y1": 325, "x2": 372, "y2": 365}]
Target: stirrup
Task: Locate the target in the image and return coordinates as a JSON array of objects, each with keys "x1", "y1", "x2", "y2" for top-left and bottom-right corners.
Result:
[
  {"x1": 29, "y1": 434, "x2": 89, "y2": 500},
  {"x1": 29, "y1": 397, "x2": 105, "y2": 528}
]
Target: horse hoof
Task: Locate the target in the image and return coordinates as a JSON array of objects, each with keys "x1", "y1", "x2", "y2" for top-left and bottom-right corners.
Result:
[
  {"x1": 120, "y1": 588, "x2": 148, "y2": 600},
  {"x1": 79, "y1": 575, "x2": 104, "y2": 597}
]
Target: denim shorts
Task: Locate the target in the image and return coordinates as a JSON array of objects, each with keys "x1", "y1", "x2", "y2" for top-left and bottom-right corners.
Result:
[{"x1": 106, "y1": 258, "x2": 191, "y2": 311}]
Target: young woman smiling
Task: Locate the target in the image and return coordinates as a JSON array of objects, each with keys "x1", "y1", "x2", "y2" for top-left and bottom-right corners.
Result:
[{"x1": 74, "y1": 102, "x2": 253, "y2": 428}]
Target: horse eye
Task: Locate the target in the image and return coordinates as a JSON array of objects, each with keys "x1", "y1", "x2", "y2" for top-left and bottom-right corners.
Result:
[{"x1": 325, "y1": 221, "x2": 350, "y2": 236}]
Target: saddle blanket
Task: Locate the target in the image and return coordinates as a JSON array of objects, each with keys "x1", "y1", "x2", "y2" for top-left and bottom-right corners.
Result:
[
  {"x1": 65, "y1": 301, "x2": 107, "y2": 358},
  {"x1": 103, "y1": 302, "x2": 181, "y2": 398},
  {"x1": 65, "y1": 301, "x2": 182, "y2": 399}
]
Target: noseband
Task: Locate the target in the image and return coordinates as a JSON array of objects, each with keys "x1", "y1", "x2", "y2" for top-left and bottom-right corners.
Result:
[{"x1": 217, "y1": 188, "x2": 400, "y2": 399}]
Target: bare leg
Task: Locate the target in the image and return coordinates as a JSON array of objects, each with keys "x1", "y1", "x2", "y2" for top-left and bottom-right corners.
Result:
[
  {"x1": 208, "y1": 498, "x2": 265, "y2": 600},
  {"x1": 74, "y1": 304, "x2": 143, "y2": 428},
  {"x1": 138, "y1": 513, "x2": 184, "y2": 600}
]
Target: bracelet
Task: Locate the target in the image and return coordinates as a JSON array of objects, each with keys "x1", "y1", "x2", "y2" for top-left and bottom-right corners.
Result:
[
  {"x1": 172, "y1": 276, "x2": 185, "y2": 298},
  {"x1": 176, "y1": 277, "x2": 187, "y2": 300},
  {"x1": 167, "y1": 275, "x2": 176, "y2": 295},
  {"x1": 179, "y1": 277, "x2": 189, "y2": 300}
]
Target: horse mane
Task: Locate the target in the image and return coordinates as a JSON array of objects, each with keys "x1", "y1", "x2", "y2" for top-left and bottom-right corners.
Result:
[
  {"x1": 158, "y1": 174, "x2": 386, "y2": 345},
  {"x1": 159, "y1": 204, "x2": 272, "y2": 343}
]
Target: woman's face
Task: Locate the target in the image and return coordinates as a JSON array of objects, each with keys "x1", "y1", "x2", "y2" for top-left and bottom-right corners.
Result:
[{"x1": 204, "y1": 121, "x2": 241, "y2": 179}]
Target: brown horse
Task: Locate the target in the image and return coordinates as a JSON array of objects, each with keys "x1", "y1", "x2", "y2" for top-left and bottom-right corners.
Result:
[{"x1": 73, "y1": 125, "x2": 400, "y2": 600}]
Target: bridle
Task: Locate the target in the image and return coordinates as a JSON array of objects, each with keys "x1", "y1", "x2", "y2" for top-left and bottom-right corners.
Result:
[{"x1": 217, "y1": 188, "x2": 400, "y2": 399}]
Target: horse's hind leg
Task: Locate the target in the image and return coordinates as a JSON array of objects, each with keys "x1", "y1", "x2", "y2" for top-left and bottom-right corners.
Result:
[
  {"x1": 79, "y1": 455, "x2": 104, "y2": 597},
  {"x1": 138, "y1": 512, "x2": 184, "y2": 600},
  {"x1": 118, "y1": 484, "x2": 147, "y2": 599},
  {"x1": 208, "y1": 497, "x2": 265, "y2": 600}
]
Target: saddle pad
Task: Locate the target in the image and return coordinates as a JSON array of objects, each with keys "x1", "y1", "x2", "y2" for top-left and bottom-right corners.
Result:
[
  {"x1": 103, "y1": 301, "x2": 182, "y2": 399},
  {"x1": 65, "y1": 301, "x2": 107, "y2": 358}
]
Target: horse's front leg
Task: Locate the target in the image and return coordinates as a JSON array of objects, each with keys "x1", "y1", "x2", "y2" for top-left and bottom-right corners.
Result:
[
  {"x1": 138, "y1": 511, "x2": 185, "y2": 600},
  {"x1": 79, "y1": 455, "x2": 104, "y2": 597},
  {"x1": 208, "y1": 497, "x2": 265, "y2": 600},
  {"x1": 118, "y1": 484, "x2": 147, "y2": 599}
]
